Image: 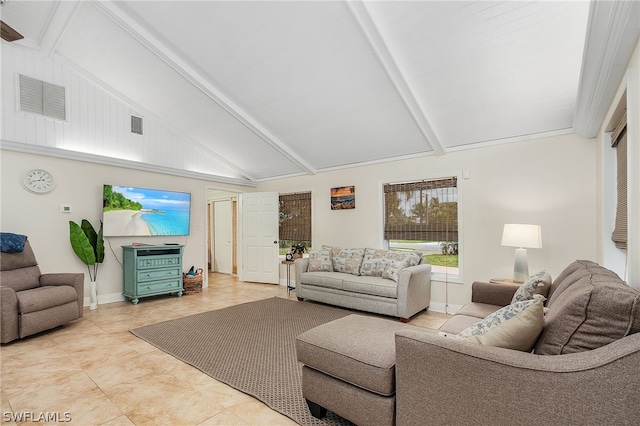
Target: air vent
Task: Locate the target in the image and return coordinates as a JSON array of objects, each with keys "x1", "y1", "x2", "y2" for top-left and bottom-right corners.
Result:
[
  {"x1": 19, "y1": 75, "x2": 66, "y2": 120},
  {"x1": 131, "y1": 115, "x2": 143, "y2": 135}
]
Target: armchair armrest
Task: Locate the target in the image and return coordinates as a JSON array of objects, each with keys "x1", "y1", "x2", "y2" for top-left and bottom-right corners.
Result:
[
  {"x1": 294, "y1": 258, "x2": 309, "y2": 293},
  {"x1": 395, "y1": 329, "x2": 640, "y2": 425},
  {"x1": 40, "y1": 273, "x2": 84, "y2": 317},
  {"x1": 470, "y1": 281, "x2": 519, "y2": 306},
  {"x1": 397, "y1": 264, "x2": 431, "y2": 320},
  {"x1": 0, "y1": 286, "x2": 19, "y2": 343}
]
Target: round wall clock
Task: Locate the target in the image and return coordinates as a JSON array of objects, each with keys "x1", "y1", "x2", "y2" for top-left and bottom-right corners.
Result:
[{"x1": 22, "y1": 169, "x2": 55, "y2": 194}]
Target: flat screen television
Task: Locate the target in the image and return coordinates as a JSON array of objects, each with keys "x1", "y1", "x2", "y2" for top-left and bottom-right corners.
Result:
[{"x1": 103, "y1": 185, "x2": 191, "y2": 237}]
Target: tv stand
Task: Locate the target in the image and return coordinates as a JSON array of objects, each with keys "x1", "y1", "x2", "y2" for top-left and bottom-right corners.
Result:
[{"x1": 122, "y1": 244, "x2": 184, "y2": 304}]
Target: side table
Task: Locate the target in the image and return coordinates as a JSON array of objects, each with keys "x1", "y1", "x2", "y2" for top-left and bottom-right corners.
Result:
[{"x1": 281, "y1": 260, "x2": 296, "y2": 293}]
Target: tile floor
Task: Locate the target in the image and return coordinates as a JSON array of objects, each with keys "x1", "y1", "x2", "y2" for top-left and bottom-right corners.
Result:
[{"x1": 0, "y1": 273, "x2": 450, "y2": 425}]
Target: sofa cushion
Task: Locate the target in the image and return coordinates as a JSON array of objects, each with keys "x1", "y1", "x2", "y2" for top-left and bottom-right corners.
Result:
[
  {"x1": 454, "y1": 295, "x2": 545, "y2": 351},
  {"x1": 332, "y1": 248, "x2": 365, "y2": 275},
  {"x1": 0, "y1": 240, "x2": 42, "y2": 292},
  {"x1": 300, "y1": 272, "x2": 345, "y2": 290},
  {"x1": 307, "y1": 248, "x2": 333, "y2": 272},
  {"x1": 546, "y1": 259, "x2": 594, "y2": 301},
  {"x1": 455, "y1": 302, "x2": 504, "y2": 320},
  {"x1": 535, "y1": 261, "x2": 640, "y2": 355},
  {"x1": 342, "y1": 275, "x2": 398, "y2": 299},
  {"x1": 438, "y1": 314, "x2": 485, "y2": 334},
  {"x1": 17, "y1": 285, "x2": 79, "y2": 314},
  {"x1": 0, "y1": 240, "x2": 38, "y2": 270},
  {"x1": 296, "y1": 314, "x2": 421, "y2": 396},
  {"x1": 511, "y1": 270, "x2": 551, "y2": 303},
  {"x1": 0, "y1": 266, "x2": 42, "y2": 292}
]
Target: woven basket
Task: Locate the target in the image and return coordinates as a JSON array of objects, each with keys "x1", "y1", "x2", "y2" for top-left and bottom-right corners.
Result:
[{"x1": 183, "y1": 274, "x2": 203, "y2": 294}]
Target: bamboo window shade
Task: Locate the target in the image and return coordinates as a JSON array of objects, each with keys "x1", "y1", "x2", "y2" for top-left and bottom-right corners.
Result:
[
  {"x1": 279, "y1": 192, "x2": 311, "y2": 242},
  {"x1": 611, "y1": 112, "x2": 627, "y2": 250},
  {"x1": 384, "y1": 177, "x2": 458, "y2": 242}
]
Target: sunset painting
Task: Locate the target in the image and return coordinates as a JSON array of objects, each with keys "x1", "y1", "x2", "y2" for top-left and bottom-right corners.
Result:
[{"x1": 331, "y1": 185, "x2": 355, "y2": 210}]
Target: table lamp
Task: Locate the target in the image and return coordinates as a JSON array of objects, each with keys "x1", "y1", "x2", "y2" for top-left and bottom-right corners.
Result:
[{"x1": 501, "y1": 224, "x2": 542, "y2": 283}]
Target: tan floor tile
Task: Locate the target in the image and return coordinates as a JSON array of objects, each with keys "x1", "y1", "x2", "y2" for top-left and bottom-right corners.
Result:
[
  {"x1": 0, "y1": 272, "x2": 449, "y2": 426},
  {"x1": 104, "y1": 372, "x2": 224, "y2": 425},
  {"x1": 101, "y1": 415, "x2": 136, "y2": 426},
  {"x1": 197, "y1": 410, "x2": 249, "y2": 425},
  {"x1": 40, "y1": 387, "x2": 124, "y2": 425},
  {"x1": 5, "y1": 371, "x2": 97, "y2": 413}
]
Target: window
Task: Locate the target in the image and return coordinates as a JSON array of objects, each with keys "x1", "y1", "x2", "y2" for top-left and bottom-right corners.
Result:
[
  {"x1": 611, "y1": 111, "x2": 627, "y2": 250},
  {"x1": 383, "y1": 177, "x2": 458, "y2": 275},
  {"x1": 279, "y1": 192, "x2": 311, "y2": 254},
  {"x1": 19, "y1": 75, "x2": 66, "y2": 120}
]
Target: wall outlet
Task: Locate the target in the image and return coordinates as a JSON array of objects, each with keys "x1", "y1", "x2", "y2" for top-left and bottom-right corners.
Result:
[{"x1": 60, "y1": 205, "x2": 72, "y2": 213}]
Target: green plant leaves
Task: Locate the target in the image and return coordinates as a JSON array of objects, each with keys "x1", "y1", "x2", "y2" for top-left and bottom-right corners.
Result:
[
  {"x1": 80, "y1": 219, "x2": 104, "y2": 263},
  {"x1": 69, "y1": 221, "x2": 96, "y2": 266}
]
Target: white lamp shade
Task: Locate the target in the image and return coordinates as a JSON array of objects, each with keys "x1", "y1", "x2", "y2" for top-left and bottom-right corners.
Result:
[{"x1": 501, "y1": 224, "x2": 542, "y2": 249}]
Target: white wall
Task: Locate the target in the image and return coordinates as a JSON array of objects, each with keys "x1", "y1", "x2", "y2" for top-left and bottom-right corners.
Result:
[
  {"x1": 257, "y1": 133, "x2": 597, "y2": 310},
  {"x1": 598, "y1": 37, "x2": 640, "y2": 287},
  {"x1": 0, "y1": 43, "x2": 245, "y2": 181},
  {"x1": 0, "y1": 150, "x2": 250, "y2": 306}
]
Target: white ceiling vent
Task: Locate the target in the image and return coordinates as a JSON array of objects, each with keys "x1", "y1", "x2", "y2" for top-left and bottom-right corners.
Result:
[
  {"x1": 19, "y1": 74, "x2": 66, "y2": 120},
  {"x1": 131, "y1": 115, "x2": 143, "y2": 135}
]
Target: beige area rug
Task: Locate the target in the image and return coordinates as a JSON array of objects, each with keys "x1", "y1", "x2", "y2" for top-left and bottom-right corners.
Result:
[{"x1": 130, "y1": 297, "x2": 355, "y2": 425}]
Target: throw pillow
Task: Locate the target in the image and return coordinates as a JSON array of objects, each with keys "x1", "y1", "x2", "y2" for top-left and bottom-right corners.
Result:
[
  {"x1": 332, "y1": 248, "x2": 366, "y2": 275},
  {"x1": 457, "y1": 295, "x2": 546, "y2": 351},
  {"x1": 381, "y1": 251, "x2": 419, "y2": 282},
  {"x1": 307, "y1": 249, "x2": 333, "y2": 272},
  {"x1": 406, "y1": 250, "x2": 424, "y2": 266},
  {"x1": 511, "y1": 270, "x2": 552, "y2": 303},
  {"x1": 360, "y1": 249, "x2": 389, "y2": 277}
]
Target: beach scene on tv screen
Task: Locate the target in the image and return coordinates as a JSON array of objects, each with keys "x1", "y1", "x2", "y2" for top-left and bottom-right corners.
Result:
[{"x1": 103, "y1": 185, "x2": 191, "y2": 236}]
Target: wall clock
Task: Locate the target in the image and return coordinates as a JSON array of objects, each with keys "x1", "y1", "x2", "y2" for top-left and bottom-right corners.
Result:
[{"x1": 22, "y1": 169, "x2": 55, "y2": 194}]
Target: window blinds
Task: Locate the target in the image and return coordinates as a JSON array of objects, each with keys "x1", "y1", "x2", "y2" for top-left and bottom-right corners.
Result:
[
  {"x1": 611, "y1": 112, "x2": 627, "y2": 250},
  {"x1": 383, "y1": 177, "x2": 458, "y2": 242},
  {"x1": 279, "y1": 192, "x2": 311, "y2": 242}
]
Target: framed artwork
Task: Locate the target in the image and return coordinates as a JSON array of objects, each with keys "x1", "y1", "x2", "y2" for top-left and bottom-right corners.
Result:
[{"x1": 331, "y1": 185, "x2": 355, "y2": 210}]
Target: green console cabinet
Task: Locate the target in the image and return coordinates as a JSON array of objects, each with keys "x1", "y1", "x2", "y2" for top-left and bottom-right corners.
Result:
[{"x1": 122, "y1": 245, "x2": 184, "y2": 304}]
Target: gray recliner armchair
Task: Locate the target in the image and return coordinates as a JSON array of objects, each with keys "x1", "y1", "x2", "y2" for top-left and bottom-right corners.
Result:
[{"x1": 1, "y1": 238, "x2": 84, "y2": 344}]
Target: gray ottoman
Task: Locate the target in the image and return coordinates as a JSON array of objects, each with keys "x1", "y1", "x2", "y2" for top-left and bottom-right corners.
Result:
[{"x1": 296, "y1": 314, "x2": 420, "y2": 426}]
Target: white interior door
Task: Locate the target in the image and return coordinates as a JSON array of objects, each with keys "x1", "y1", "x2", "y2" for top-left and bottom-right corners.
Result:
[
  {"x1": 241, "y1": 192, "x2": 279, "y2": 284},
  {"x1": 213, "y1": 200, "x2": 232, "y2": 274}
]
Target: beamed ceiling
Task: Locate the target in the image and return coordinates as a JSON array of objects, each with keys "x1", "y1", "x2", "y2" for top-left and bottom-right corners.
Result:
[{"x1": 1, "y1": 1, "x2": 639, "y2": 185}]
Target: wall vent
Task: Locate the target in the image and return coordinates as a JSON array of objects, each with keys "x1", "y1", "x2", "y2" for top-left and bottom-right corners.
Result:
[
  {"x1": 131, "y1": 115, "x2": 143, "y2": 135},
  {"x1": 19, "y1": 75, "x2": 66, "y2": 120}
]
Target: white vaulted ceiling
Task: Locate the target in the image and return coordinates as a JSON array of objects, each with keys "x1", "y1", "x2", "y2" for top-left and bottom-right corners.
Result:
[{"x1": 1, "y1": 1, "x2": 639, "y2": 184}]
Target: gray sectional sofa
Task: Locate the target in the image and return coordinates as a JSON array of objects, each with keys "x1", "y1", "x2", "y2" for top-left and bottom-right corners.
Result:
[
  {"x1": 296, "y1": 260, "x2": 640, "y2": 425},
  {"x1": 294, "y1": 247, "x2": 431, "y2": 322}
]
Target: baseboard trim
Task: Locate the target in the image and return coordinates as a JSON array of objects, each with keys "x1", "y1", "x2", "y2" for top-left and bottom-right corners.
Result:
[{"x1": 84, "y1": 292, "x2": 126, "y2": 307}]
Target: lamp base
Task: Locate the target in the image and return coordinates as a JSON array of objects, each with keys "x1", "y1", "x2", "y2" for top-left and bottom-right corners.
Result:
[{"x1": 513, "y1": 248, "x2": 529, "y2": 283}]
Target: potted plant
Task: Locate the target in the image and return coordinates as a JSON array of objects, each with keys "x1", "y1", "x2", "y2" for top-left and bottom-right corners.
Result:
[
  {"x1": 290, "y1": 243, "x2": 307, "y2": 259},
  {"x1": 69, "y1": 219, "x2": 104, "y2": 310}
]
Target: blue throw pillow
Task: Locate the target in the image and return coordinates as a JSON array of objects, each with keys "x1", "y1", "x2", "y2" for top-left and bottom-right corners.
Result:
[{"x1": 0, "y1": 232, "x2": 28, "y2": 253}]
